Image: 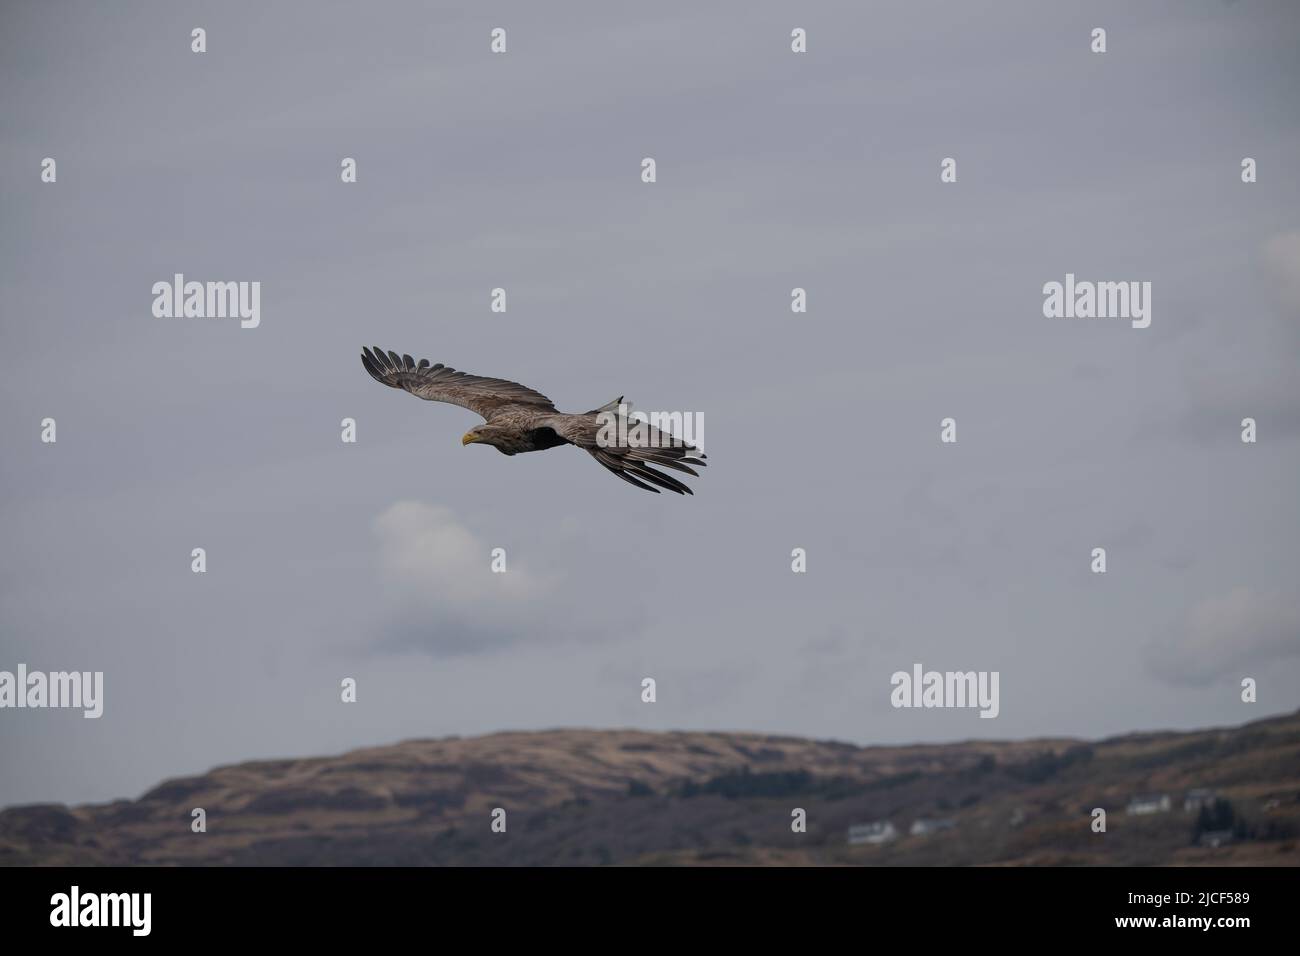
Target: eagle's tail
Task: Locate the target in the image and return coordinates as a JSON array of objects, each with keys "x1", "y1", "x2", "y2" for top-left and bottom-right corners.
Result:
[
  {"x1": 588, "y1": 445, "x2": 706, "y2": 495},
  {"x1": 582, "y1": 412, "x2": 706, "y2": 495}
]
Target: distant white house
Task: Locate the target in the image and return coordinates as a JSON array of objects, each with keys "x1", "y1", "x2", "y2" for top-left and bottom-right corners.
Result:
[
  {"x1": 1009, "y1": 807, "x2": 1027, "y2": 828},
  {"x1": 910, "y1": 818, "x2": 956, "y2": 837},
  {"x1": 1126, "y1": 793, "x2": 1172, "y2": 815},
  {"x1": 1183, "y1": 788, "x2": 1216, "y2": 813},
  {"x1": 848, "y1": 821, "x2": 898, "y2": 845}
]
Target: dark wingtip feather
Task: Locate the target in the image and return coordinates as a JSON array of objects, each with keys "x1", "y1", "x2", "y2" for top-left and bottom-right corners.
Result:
[
  {"x1": 625, "y1": 462, "x2": 690, "y2": 495},
  {"x1": 617, "y1": 470, "x2": 661, "y2": 493},
  {"x1": 362, "y1": 346, "x2": 404, "y2": 387}
]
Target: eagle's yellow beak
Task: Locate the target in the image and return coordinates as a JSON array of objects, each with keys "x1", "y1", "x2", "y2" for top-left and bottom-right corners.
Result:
[{"x1": 461, "y1": 432, "x2": 478, "y2": 446}]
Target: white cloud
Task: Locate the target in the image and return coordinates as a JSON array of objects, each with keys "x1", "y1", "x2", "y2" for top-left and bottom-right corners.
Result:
[
  {"x1": 1167, "y1": 230, "x2": 1300, "y2": 441},
  {"x1": 369, "y1": 501, "x2": 556, "y2": 656},
  {"x1": 1144, "y1": 587, "x2": 1300, "y2": 686},
  {"x1": 369, "y1": 501, "x2": 616, "y2": 658},
  {"x1": 373, "y1": 501, "x2": 547, "y2": 608},
  {"x1": 1263, "y1": 231, "x2": 1300, "y2": 316}
]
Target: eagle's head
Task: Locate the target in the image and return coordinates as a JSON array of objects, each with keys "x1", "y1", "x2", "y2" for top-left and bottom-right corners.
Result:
[{"x1": 461, "y1": 424, "x2": 516, "y2": 455}]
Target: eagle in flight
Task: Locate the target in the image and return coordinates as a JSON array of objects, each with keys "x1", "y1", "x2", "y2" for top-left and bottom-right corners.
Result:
[{"x1": 360, "y1": 346, "x2": 705, "y2": 494}]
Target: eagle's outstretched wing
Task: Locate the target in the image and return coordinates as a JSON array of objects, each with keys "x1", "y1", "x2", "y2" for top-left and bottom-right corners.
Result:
[{"x1": 361, "y1": 346, "x2": 556, "y2": 420}]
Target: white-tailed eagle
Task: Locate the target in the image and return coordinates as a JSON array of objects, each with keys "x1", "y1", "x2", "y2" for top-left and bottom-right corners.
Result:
[{"x1": 361, "y1": 346, "x2": 705, "y2": 495}]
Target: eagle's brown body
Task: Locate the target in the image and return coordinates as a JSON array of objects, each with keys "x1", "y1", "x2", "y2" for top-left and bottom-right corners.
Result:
[{"x1": 361, "y1": 346, "x2": 705, "y2": 494}]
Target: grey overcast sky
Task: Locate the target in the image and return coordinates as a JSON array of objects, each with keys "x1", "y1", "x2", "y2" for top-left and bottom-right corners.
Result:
[{"x1": 2, "y1": 0, "x2": 1299, "y2": 808}]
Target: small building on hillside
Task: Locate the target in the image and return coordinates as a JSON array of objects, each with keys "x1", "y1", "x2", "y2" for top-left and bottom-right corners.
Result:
[
  {"x1": 1126, "y1": 793, "x2": 1171, "y2": 815},
  {"x1": 847, "y1": 821, "x2": 897, "y2": 845},
  {"x1": 910, "y1": 817, "x2": 957, "y2": 837},
  {"x1": 1183, "y1": 788, "x2": 1216, "y2": 812}
]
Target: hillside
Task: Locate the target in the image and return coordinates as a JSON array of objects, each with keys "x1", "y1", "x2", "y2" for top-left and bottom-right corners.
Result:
[{"x1": 3, "y1": 711, "x2": 1299, "y2": 866}]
